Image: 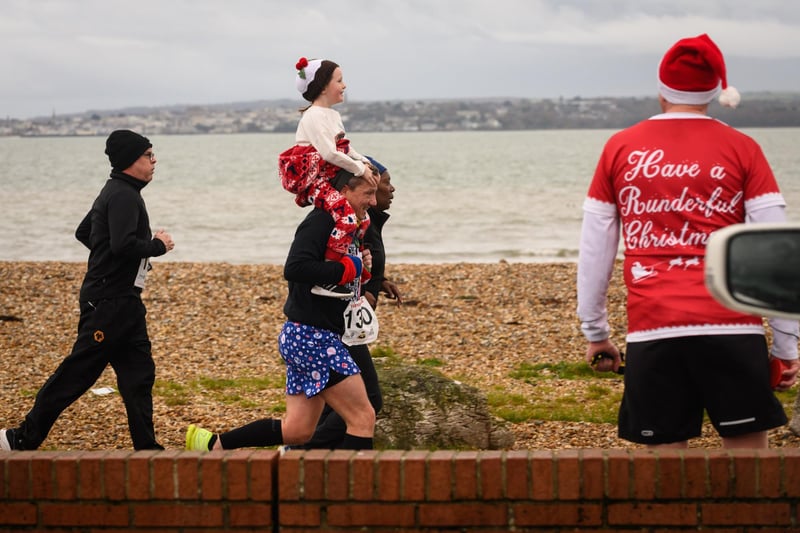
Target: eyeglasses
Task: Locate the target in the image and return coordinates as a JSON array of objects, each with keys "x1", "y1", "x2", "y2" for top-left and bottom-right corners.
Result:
[{"x1": 141, "y1": 152, "x2": 156, "y2": 161}]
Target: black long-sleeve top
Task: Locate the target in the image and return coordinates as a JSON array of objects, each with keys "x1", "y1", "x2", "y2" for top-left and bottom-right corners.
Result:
[
  {"x1": 283, "y1": 208, "x2": 351, "y2": 334},
  {"x1": 361, "y1": 207, "x2": 389, "y2": 301},
  {"x1": 76, "y1": 171, "x2": 166, "y2": 301}
]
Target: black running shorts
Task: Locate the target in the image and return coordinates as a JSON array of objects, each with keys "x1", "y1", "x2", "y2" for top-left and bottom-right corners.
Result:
[{"x1": 618, "y1": 334, "x2": 788, "y2": 444}]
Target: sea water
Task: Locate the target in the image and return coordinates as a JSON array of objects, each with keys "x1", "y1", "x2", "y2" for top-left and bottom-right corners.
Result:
[{"x1": 1, "y1": 129, "x2": 799, "y2": 264}]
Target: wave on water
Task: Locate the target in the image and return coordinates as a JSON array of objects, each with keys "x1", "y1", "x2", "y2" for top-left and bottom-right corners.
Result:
[{"x1": 387, "y1": 247, "x2": 579, "y2": 264}]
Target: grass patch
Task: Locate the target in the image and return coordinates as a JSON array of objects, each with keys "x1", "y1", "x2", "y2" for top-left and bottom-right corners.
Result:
[
  {"x1": 776, "y1": 389, "x2": 797, "y2": 403},
  {"x1": 155, "y1": 374, "x2": 284, "y2": 410},
  {"x1": 491, "y1": 363, "x2": 624, "y2": 424},
  {"x1": 419, "y1": 358, "x2": 444, "y2": 367},
  {"x1": 488, "y1": 382, "x2": 622, "y2": 425},
  {"x1": 199, "y1": 375, "x2": 279, "y2": 392},
  {"x1": 153, "y1": 381, "x2": 191, "y2": 406},
  {"x1": 510, "y1": 361, "x2": 616, "y2": 382},
  {"x1": 498, "y1": 361, "x2": 799, "y2": 425},
  {"x1": 776, "y1": 388, "x2": 798, "y2": 413},
  {"x1": 370, "y1": 344, "x2": 397, "y2": 359}
]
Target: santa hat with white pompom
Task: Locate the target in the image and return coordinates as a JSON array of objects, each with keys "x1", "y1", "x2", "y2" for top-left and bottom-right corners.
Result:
[{"x1": 658, "y1": 33, "x2": 741, "y2": 108}]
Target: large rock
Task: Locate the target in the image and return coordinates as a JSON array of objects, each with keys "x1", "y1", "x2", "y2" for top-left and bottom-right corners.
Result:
[{"x1": 373, "y1": 357, "x2": 515, "y2": 450}]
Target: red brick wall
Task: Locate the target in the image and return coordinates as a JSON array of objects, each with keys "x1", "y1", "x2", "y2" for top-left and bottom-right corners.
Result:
[{"x1": 2, "y1": 448, "x2": 799, "y2": 531}]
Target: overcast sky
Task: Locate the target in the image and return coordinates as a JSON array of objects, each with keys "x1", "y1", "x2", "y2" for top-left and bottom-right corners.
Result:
[{"x1": 2, "y1": 0, "x2": 799, "y2": 119}]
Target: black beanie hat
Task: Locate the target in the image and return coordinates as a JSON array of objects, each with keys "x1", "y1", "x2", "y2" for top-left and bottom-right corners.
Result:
[{"x1": 105, "y1": 130, "x2": 152, "y2": 171}]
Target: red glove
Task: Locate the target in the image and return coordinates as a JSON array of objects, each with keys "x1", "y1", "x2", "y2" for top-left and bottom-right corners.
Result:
[
  {"x1": 337, "y1": 255, "x2": 362, "y2": 285},
  {"x1": 770, "y1": 357, "x2": 792, "y2": 389}
]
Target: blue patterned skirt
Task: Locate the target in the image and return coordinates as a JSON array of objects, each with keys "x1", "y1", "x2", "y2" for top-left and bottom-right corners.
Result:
[{"x1": 278, "y1": 321, "x2": 360, "y2": 398}]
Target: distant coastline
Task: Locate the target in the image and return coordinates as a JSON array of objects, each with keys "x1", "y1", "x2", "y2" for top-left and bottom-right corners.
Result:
[{"x1": 3, "y1": 92, "x2": 800, "y2": 138}]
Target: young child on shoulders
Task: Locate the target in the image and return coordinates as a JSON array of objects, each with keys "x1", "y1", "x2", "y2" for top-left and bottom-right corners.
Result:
[{"x1": 278, "y1": 57, "x2": 377, "y2": 299}]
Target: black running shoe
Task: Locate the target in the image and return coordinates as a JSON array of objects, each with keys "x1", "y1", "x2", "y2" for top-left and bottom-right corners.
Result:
[
  {"x1": 310, "y1": 284, "x2": 353, "y2": 299},
  {"x1": 0, "y1": 428, "x2": 17, "y2": 451}
]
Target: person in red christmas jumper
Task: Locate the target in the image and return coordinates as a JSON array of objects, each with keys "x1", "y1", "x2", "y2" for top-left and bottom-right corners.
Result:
[
  {"x1": 278, "y1": 57, "x2": 378, "y2": 299},
  {"x1": 577, "y1": 34, "x2": 800, "y2": 449}
]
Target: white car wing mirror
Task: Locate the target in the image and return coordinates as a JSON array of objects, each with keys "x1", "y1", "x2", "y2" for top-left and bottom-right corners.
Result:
[{"x1": 705, "y1": 223, "x2": 800, "y2": 320}]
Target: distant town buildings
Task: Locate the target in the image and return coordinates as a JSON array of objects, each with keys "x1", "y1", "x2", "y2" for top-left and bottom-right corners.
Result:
[{"x1": 2, "y1": 93, "x2": 799, "y2": 137}]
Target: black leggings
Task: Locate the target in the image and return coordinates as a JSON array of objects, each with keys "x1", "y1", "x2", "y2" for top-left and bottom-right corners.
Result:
[{"x1": 301, "y1": 343, "x2": 382, "y2": 449}]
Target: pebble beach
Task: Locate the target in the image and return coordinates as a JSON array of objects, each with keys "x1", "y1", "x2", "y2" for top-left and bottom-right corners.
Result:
[{"x1": 1, "y1": 260, "x2": 798, "y2": 451}]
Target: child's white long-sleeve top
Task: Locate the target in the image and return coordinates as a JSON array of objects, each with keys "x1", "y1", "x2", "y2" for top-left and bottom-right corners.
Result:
[{"x1": 295, "y1": 106, "x2": 368, "y2": 176}]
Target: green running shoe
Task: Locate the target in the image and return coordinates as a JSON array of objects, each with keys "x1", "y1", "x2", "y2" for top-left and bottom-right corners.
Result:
[{"x1": 186, "y1": 424, "x2": 214, "y2": 451}]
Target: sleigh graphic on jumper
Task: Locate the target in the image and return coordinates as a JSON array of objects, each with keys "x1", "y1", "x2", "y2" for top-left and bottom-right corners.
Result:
[
  {"x1": 632, "y1": 255, "x2": 703, "y2": 283},
  {"x1": 631, "y1": 261, "x2": 657, "y2": 282}
]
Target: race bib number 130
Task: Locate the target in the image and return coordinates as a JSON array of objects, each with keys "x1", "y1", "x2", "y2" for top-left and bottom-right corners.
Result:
[{"x1": 341, "y1": 297, "x2": 379, "y2": 346}]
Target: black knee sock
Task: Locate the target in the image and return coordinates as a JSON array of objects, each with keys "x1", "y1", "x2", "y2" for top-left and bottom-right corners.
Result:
[
  {"x1": 338, "y1": 433, "x2": 373, "y2": 450},
  {"x1": 218, "y1": 418, "x2": 282, "y2": 449}
]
